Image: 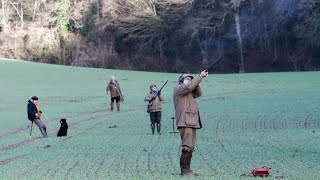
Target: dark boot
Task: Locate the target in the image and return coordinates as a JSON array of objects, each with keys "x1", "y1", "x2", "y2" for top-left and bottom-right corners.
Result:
[
  {"x1": 187, "y1": 151, "x2": 198, "y2": 176},
  {"x1": 180, "y1": 149, "x2": 191, "y2": 175},
  {"x1": 110, "y1": 103, "x2": 114, "y2": 111},
  {"x1": 44, "y1": 127, "x2": 48, "y2": 137},
  {"x1": 151, "y1": 124, "x2": 155, "y2": 134},
  {"x1": 39, "y1": 127, "x2": 48, "y2": 138},
  {"x1": 180, "y1": 149, "x2": 198, "y2": 176},
  {"x1": 116, "y1": 102, "x2": 120, "y2": 112},
  {"x1": 157, "y1": 123, "x2": 161, "y2": 134}
]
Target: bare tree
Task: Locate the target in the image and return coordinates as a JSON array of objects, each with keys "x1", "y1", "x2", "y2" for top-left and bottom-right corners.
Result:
[
  {"x1": 227, "y1": 0, "x2": 247, "y2": 73},
  {"x1": 295, "y1": 0, "x2": 320, "y2": 47},
  {"x1": 113, "y1": 0, "x2": 169, "y2": 57},
  {"x1": 162, "y1": 0, "x2": 227, "y2": 66},
  {"x1": 9, "y1": 0, "x2": 23, "y2": 27}
]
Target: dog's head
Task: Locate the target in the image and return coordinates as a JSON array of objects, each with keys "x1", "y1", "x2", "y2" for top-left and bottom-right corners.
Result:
[{"x1": 60, "y1": 118, "x2": 67, "y2": 123}]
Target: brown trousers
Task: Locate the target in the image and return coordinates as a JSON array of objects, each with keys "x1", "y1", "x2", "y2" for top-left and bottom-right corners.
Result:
[{"x1": 179, "y1": 127, "x2": 197, "y2": 151}]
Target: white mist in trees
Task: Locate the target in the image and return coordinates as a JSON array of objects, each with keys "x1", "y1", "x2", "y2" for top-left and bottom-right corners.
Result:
[
  {"x1": 234, "y1": 6, "x2": 244, "y2": 73},
  {"x1": 228, "y1": 0, "x2": 247, "y2": 73}
]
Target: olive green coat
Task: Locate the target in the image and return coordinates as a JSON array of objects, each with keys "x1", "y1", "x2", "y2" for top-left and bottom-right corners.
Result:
[{"x1": 173, "y1": 76, "x2": 202, "y2": 129}]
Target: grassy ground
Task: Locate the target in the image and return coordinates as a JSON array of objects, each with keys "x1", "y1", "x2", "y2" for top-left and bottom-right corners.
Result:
[{"x1": 0, "y1": 58, "x2": 320, "y2": 179}]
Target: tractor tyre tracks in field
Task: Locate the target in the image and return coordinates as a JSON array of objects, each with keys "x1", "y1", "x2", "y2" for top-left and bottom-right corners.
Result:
[
  {"x1": 105, "y1": 151, "x2": 122, "y2": 179},
  {"x1": 0, "y1": 115, "x2": 105, "y2": 152},
  {"x1": 201, "y1": 115, "x2": 234, "y2": 176},
  {"x1": 199, "y1": 114, "x2": 229, "y2": 176},
  {"x1": 207, "y1": 112, "x2": 298, "y2": 177},
  {"x1": 93, "y1": 159, "x2": 105, "y2": 179},
  {"x1": 64, "y1": 157, "x2": 83, "y2": 179},
  {"x1": 0, "y1": 105, "x2": 147, "y2": 174},
  {"x1": 207, "y1": 113, "x2": 287, "y2": 175},
  {"x1": 212, "y1": 115, "x2": 248, "y2": 169},
  {"x1": 163, "y1": 133, "x2": 179, "y2": 174},
  {"x1": 0, "y1": 107, "x2": 104, "y2": 139},
  {"x1": 14, "y1": 121, "x2": 104, "y2": 178},
  {"x1": 0, "y1": 105, "x2": 146, "y2": 153},
  {"x1": 17, "y1": 159, "x2": 50, "y2": 178},
  {"x1": 135, "y1": 135, "x2": 152, "y2": 178},
  {"x1": 50, "y1": 154, "x2": 81, "y2": 178},
  {"x1": 147, "y1": 123, "x2": 172, "y2": 179},
  {"x1": 94, "y1": 135, "x2": 120, "y2": 178},
  {"x1": 0, "y1": 104, "x2": 110, "y2": 139},
  {"x1": 0, "y1": 154, "x2": 27, "y2": 167},
  {"x1": 133, "y1": 117, "x2": 177, "y2": 178},
  {"x1": 146, "y1": 135, "x2": 162, "y2": 177},
  {"x1": 252, "y1": 113, "x2": 309, "y2": 178},
  {"x1": 300, "y1": 111, "x2": 320, "y2": 129},
  {"x1": 0, "y1": 103, "x2": 146, "y2": 139}
]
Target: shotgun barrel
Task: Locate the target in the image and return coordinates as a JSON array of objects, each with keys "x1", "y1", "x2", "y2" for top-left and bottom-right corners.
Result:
[
  {"x1": 159, "y1": 80, "x2": 168, "y2": 92},
  {"x1": 204, "y1": 57, "x2": 224, "y2": 72}
]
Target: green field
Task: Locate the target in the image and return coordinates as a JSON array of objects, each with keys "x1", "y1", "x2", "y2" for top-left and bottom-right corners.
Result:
[{"x1": 0, "y1": 59, "x2": 319, "y2": 179}]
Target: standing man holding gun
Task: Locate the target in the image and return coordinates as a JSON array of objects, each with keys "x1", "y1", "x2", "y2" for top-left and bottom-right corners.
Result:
[
  {"x1": 173, "y1": 57, "x2": 222, "y2": 176},
  {"x1": 144, "y1": 80, "x2": 167, "y2": 134}
]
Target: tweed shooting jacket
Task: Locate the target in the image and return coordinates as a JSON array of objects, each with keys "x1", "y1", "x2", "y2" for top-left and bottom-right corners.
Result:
[
  {"x1": 173, "y1": 76, "x2": 203, "y2": 129},
  {"x1": 144, "y1": 92, "x2": 164, "y2": 112},
  {"x1": 107, "y1": 80, "x2": 123, "y2": 98}
]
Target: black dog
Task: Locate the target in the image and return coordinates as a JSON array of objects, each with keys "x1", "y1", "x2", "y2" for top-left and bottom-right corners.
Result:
[{"x1": 57, "y1": 118, "x2": 68, "y2": 136}]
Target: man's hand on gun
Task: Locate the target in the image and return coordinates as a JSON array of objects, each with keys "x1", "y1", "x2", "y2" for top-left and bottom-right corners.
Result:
[{"x1": 200, "y1": 71, "x2": 208, "y2": 78}]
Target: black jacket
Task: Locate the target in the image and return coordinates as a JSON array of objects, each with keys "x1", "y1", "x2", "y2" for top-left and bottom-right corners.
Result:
[{"x1": 27, "y1": 100, "x2": 41, "y2": 121}]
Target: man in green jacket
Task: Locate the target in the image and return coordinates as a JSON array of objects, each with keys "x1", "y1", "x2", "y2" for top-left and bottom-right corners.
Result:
[
  {"x1": 144, "y1": 83, "x2": 164, "y2": 134},
  {"x1": 106, "y1": 75, "x2": 123, "y2": 111},
  {"x1": 173, "y1": 71, "x2": 208, "y2": 176}
]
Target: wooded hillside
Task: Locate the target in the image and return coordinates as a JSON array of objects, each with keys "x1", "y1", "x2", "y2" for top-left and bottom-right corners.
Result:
[{"x1": 0, "y1": 0, "x2": 319, "y2": 73}]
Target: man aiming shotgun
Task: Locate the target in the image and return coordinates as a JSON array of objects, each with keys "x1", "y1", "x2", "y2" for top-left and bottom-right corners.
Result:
[
  {"x1": 144, "y1": 80, "x2": 168, "y2": 134},
  {"x1": 173, "y1": 57, "x2": 223, "y2": 176}
]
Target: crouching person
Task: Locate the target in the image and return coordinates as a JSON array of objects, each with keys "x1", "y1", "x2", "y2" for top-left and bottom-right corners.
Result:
[{"x1": 27, "y1": 96, "x2": 48, "y2": 137}]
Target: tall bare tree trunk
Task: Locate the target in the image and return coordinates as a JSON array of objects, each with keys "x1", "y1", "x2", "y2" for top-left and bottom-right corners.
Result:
[
  {"x1": 263, "y1": 15, "x2": 270, "y2": 53},
  {"x1": 96, "y1": 0, "x2": 102, "y2": 21},
  {"x1": 159, "y1": 38, "x2": 163, "y2": 59},
  {"x1": 273, "y1": 40, "x2": 277, "y2": 61},
  {"x1": 2, "y1": 0, "x2": 6, "y2": 30},
  {"x1": 14, "y1": 24, "x2": 18, "y2": 57},
  {"x1": 235, "y1": 8, "x2": 245, "y2": 73},
  {"x1": 33, "y1": 0, "x2": 38, "y2": 21}
]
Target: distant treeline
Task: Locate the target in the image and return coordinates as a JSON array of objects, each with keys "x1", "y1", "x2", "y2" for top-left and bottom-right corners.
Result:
[{"x1": 0, "y1": 0, "x2": 319, "y2": 73}]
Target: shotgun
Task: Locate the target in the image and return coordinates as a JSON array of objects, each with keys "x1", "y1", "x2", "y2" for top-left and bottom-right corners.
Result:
[
  {"x1": 158, "y1": 80, "x2": 168, "y2": 93},
  {"x1": 204, "y1": 57, "x2": 224, "y2": 72},
  {"x1": 147, "y1": 80, "x2": 168, "y2": 113}
]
